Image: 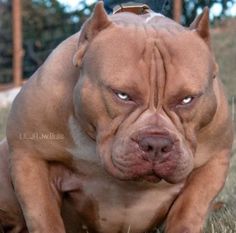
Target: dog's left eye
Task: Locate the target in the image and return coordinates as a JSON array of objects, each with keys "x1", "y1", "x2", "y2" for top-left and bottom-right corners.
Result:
[
  {"x1": 181, "y1": 96, "x2": 194, "y2": 105},
  {"x1": 116, "y1": 92, "x2": 131, "y2": 101}
]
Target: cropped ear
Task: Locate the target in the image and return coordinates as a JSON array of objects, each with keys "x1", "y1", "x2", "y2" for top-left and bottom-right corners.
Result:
[
  {"x1": 73, "y1": 1, "x2": 112, "y2": 67},
  {"x1": 189, "y1": 7, "x2": 210, "y2": 47}
]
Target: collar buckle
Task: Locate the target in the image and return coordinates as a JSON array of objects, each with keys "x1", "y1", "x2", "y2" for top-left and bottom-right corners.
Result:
[{"x1": 113, "y1": 3, "x2": 150, "y2": 15}]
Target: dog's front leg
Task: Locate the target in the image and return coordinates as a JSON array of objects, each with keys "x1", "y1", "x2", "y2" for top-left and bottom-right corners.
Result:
[
  {"x1": 10, "y1": 151, "x2": 65, "y2": 233},
  {"x1": 165, "y1": 149, "x2": 231, "y2": 233}
]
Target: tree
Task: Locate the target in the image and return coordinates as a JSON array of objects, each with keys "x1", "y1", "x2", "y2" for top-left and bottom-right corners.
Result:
[
  {"x1": 182, "y1": 0, "x2": 234, "y2": 25},
  {"x1": 21, "y1": 0, "x2": 94, "y2": 78},
  {"x1": 0, "y1": 0, "x2": 13, "y2": 83},
  {"x1": 0, "y1": 0, "x2": 93, "y2": 83}
]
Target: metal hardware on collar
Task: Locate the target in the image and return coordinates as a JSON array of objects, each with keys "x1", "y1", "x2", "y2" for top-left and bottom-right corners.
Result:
[{"x1": 113, "y1": 3, "x2": 150, "y2": 15}]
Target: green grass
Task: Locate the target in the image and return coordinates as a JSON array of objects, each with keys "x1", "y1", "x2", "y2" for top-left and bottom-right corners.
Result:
[
  {"x1": 0, "y1": 106, "x2": 10, "y2": 140},
  {"x1": 212, "y1": 19, "x2": 236, "y2": 99}
]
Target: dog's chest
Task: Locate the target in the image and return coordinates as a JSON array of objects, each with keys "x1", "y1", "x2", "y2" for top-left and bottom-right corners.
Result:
[{"x1": 63, "y1": 175, "x2": 182, "y2": 233}]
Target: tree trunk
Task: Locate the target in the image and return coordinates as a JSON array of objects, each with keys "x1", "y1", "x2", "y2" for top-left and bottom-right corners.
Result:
[
  {"x1": 12, "y1": 0, "x2": 23, "y2": 86},
  {"x1": 173, "y1": 0, "x2": 182, "y2": 23}
]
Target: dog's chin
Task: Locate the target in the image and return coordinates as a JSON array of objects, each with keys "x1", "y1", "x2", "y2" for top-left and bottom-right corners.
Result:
[
  {"x1": 105, "y1": 167, "x2": 163, "y2": 184},
  {"x1": 103, "y1": 161, "x2": 169, "y2": 184},
  {"x1": 100, "y1": 149, "x2": 192, "y2": 184},
  {"x1": 103, "y1": 161, "x2": 187, "y2": 184},
  {"x1": 137, "y1": 171, "x2": 189, "y2": 184},
  {"x1": 161, "y1": 175, "x2": 187, "y2": 184},
  {"x1": 141, "y1": 174, "x2": 162, "y2": 183}
]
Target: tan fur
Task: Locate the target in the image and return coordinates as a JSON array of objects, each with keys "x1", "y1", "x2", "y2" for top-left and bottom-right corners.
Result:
[{"x1": 0, "y1": 2, "x2": 233, "y2": 233}]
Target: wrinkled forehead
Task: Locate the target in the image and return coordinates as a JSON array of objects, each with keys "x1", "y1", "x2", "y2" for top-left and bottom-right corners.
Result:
[
  {"x1": 82, "y1": 22, "x2": 214, "y2": 88},
  {"x1": 83, "y1": 25, "x2": 146, "y2": 70}
]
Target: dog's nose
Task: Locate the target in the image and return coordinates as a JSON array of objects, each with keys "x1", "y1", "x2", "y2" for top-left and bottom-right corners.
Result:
[{"x1": 138, "y1": 136, "x2": 173, "y2": 159}]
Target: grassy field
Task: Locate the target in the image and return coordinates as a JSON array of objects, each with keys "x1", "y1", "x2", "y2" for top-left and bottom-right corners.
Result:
[
  {"x1": 0, "y1": 106, "x2": 9, "y2": 140},
  {"x1": 0, "y1": 19, "x2": 235, "y2": 233},
  {"x1": 212, "y1": 20, "x2": 236, "y2": 99}
]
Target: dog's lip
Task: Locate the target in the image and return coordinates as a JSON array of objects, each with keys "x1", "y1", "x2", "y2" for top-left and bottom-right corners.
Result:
[
  {"x1": 142, "y1": 174, "x2": 162, "y2": 183},
  {"x1": 107, "y1": 152, "x2": 163, "y2": 182}
]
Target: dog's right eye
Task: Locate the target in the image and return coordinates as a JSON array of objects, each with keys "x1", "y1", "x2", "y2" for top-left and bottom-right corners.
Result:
[
  {"x1": 115, "y1": 92, "x2": 132, "y2": 101},
  {"x1": 180, "y1": 96, "x2": 194, "y2": 105}
]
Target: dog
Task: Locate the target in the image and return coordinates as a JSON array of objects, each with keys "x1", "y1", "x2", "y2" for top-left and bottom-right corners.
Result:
[{"x1": 0, "y1": 2, "x2": 233, "y2": 233}]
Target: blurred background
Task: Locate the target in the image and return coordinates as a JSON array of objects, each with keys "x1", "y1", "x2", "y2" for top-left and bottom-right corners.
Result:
[{"x1": 0, "y1": 1, "x2": 235, "y2": 232}]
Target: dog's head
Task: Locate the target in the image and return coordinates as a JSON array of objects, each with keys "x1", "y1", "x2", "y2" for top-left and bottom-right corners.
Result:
[{"x1": 72, "y1": 3, "x2": 218, "y2": 184}]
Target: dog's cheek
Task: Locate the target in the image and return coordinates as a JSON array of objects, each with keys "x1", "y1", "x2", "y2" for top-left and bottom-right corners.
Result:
[
  {"x1": 100, "y1": 90, "x2": 125, "y2": 120},
  {"x1": 197, "y1": 90, "x2": 217, "y2": 130},
  {"x1": 177, "y1": 87, "x2": 217, "y2": 134},
  {"x1": 73, "y1": 78, "x2": 107, "y2": 135},
  {"x1": 75, "y1": 78, "x2": 128, "y2": 143}
]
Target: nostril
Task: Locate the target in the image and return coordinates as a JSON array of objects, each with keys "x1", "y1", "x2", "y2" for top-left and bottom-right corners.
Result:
[
  {"x1": 161, "y1": 147, "x2": 168, "y2": 153},
  {"x1": 147, "y1": 145, "x2": 153, "y2": 152},
  {"x1": 161, "y1": 145, "x2": 173, "y2": 153},
  {"x1": 139, "y1": 143, "x2": 153, "y2": 152}
]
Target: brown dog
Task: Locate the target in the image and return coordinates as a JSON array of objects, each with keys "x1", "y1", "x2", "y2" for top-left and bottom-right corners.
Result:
[{"x1": 1, "y1": 2, "x2": 233, "y2": 233}]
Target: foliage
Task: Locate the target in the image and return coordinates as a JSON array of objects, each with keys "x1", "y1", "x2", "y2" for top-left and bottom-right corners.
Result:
[
  {"x1": 21, "y1": 0, "x2": 94, "y2": 78},
  {"x1": 0, "y1": 0, "x2": 94, "y2": 82},
  {"x1": 182, "y1": 0, "x2": 235, "y2": 25},
  {"x1": 0, "y1": 0, "x2": 12, "y2": 83}
]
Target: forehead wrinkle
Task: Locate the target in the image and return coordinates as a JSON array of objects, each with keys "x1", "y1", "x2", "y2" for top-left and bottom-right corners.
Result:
[
  {"x1": 153, "y1": 37, "x2": 171, "y2": 104},
  {"x1": 142, "y1": 37, "x2": 155, "y2": 108},
  {"x1": 149, "y1": 44, "x2": 156, "y2": 109},
  {"x1": 153, "y1": 40, "x2": 166, "y2": 109},
  {"x1": 140, "y1": 26, "x2": 169, "y2": 110}
]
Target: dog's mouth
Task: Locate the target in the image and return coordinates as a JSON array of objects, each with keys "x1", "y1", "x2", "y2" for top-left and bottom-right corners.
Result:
[
  {"x1": 101, "y1": 152, "x2": 172, "y2": 183},
  {"x1": 98, "y1": 134, "x2": 193, "y2": 184},
  {"x1": 142, "y1": 173, "x2": 162, "y2": 183},
  {"x1": 100, "y1": 148, "x2": 193, "y2": 184}
]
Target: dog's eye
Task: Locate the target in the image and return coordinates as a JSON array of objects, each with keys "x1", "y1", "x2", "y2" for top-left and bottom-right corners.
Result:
[
  {"x1": 116, "y1": 92, "x2": 131, "y2": 101},
  {"x1": 181, "y1": 96, "x2": 194, "y2": 105}
]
